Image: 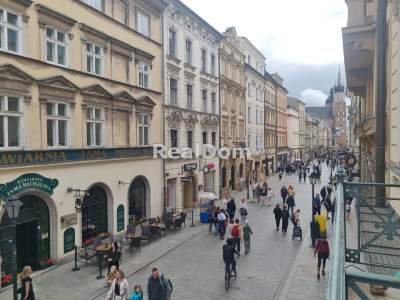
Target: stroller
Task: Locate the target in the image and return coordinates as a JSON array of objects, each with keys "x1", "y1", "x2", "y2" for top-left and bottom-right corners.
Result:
[{"x1": 292, "y1": 225, "x2": 303, "y2": 240}]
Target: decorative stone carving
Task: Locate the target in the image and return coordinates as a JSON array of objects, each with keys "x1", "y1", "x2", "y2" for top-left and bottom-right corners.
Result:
[
  {"x1": 0, "y1": 64, "x2": 34, "y2": 102},
  {"x1": 200, "y1": 115, "x2": 212, "y2": 130},
  {"x1": 184, "y1": 113, "x2": 198, "y2": 129},
  {"x1": 136, "y1": 95, "x2": 156, "y2": 114},
  {"x1": 38, "y1": 75, "x2": 77, "y2": 105},
  {"x1": 167, "y1": 110, "x2": 183, "y2": 128}
]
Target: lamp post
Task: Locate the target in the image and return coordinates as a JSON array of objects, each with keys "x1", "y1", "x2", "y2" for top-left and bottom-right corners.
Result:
[
  {"x1": 246, "y1": 158, "x2": 250, "y2": 200},
  {"x1": 308, "y1": 172, "x2": 319, "y2": 247},
  {"x1": 5, "y1": 196, "x2": 23, "y2": 300}
]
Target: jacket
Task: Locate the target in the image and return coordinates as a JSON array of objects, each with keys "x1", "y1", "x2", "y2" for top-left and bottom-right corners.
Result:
[
  {"x1": 314, "y1": 239, "x2": 330, "y2": 256},
  {"x1": 313, "y1": 196, "x2": 321, "y2": 208},
  {"x1": 286, "y1": 195, "x2": 295, "y2": 207},
  {"x1": 107, "y1": 278, "x2": 130, "y2": 300},
  {"x1": 147, "y1": 274, "x2": 171, "y2": 300},
  {"x1": 227, "y1": 199, "x2": 236, "y2": 213}
]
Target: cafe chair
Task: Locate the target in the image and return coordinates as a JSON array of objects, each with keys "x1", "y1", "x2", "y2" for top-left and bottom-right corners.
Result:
[
  {"x1": 129, "y1": 236, "x2": 141, "y2": 255},
  {"x1": 173, "y1": 218, "x2": 182, "y2": 232},
  {"x1": 141, "y1": 226, "x2": 151, "y2": 244},
  {"x1": 149, "y1": 218, "x2": 157, "y2": 225},
  {"x1": 180, "y1": 212, "x2": 187, "y2": 227}
]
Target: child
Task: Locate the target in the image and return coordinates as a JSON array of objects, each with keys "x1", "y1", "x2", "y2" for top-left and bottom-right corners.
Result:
[
  {"x1": 346, "y1": 200, "x2": 351, "y2": 221},
  {"x1": 243, "y1": 220, "x2": 254, "y2": 254},
  {"x1": 267, "y1": 188, "x2": 274, "y2": 206},
  {"x1": 129, "y1": 284, "x2": 143, "y2": 300}
]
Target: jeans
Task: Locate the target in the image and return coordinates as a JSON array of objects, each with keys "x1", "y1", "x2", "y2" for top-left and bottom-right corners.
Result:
[
  {"x1": 219, "y1": 221, "x2": 226, "y2": 238},
  {"x1": 240, "y1": 214, "x2": 246, "y2": 224},
  {"x1": 275, "y1": 217, "x2": 281, "y2": 229},
  {"x1": 224, "y1": 259, "x2": 236, "y2": 275},
  {"x1": 232, "y1": 237, "x2": 240, "y2": 253}
]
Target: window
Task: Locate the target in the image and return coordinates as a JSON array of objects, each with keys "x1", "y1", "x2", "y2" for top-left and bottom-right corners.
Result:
[
  {"x1": 86, "y1": 42, "x2": 102, "y2": 75},
  {"x1": 247, "y1": 82, "x2": 251, "y2": 96},
  {"x1": 187, "y1": 130, "x2": 193, "y2": 149},
  {"x1": 186, "y1": 84, "x2": 193, "y2": 110},
  {"x1": 185, "y1": 39, "x2": 192, "y2": 65},
  {"x1": 0, "y1": 96, "x2": 22, "y2": 148},
  {"x1": 81, "y1": 0, "x2": 102, "y2": 10},
  {"x1": 46, "y1": 26, "x2": 67, "y2": 66},
  {"x1": 0, "y1": 8, "x2": 21, "y2": 53},
  {"x1": 247, "y1": 135, "x2": 251, "y2": 148},
  {"x1": 247, "y1": 54, "x2": 251, "y2": 65},
  {"x1": 212, "y1": 131, "x2": 216, "y2": 146},
  {"x1": 256, "y1": 109, "x2": 259, "y2": 124},
  {"x1": 138, "y1": 114, "x2": 150, "y2": 145},
  {"x1": 201, "y1": 48, "x2": 207, "y2": 73},
  {"x1": 168, "y1": 28, "x2": 176, "y2": 57},
  {"x1": 202, "y1": 90, "x2": 207, "y2": 113},
  {"x1": 256, "y1": 135, "x2": 259, "y2": 150},
  {"x1": 136, "y1": 10, "x2": 150, "y2": 37},
  {"x1": 169, "y1": 78, "x2": 178, "y2": 106},
  {"x1": 248, "y1": 107, "x2": 251, "y2": 123},
  {"x1": 202, "y1": 131, "x2": 207, "y2": 144},
  {"x1": 170, "y1": 129, "x2": 178, "y2": 148},
  {"x1": 211, "y1": 92, "x2": 216, "y2": 114},
  {"x1": 46, "y1": 102, "x2": 69, "y2": 147},
  {"x1": 138, "y1": 62, "x2": 150, "y2": 88},
  {"x1": 211, "y1": 54, "x2": 216, "y2": 76},
  {"x1": 86, "y1": 107, "x2": 103, "y2": 146}
]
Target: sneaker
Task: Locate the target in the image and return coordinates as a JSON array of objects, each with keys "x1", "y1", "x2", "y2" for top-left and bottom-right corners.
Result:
[
  {"x1": 322, "y1": 270, "x2": 325, "y2": 276},
  {"x1": 317, "y1": 273, "x2": 320, "y2": 280}
]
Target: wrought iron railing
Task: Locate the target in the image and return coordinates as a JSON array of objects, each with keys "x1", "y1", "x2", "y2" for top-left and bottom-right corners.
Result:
[{"x1": 327, "y1": 175, "x2": 400, "y2": 299}]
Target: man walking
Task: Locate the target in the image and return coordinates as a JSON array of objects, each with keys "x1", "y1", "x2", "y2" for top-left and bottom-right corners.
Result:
[
  {"x1": 281, "y1": 205, "x2": 290, "y2": 233},
  {"x1": 273, "y1": 204, "x2": 282, "y2": 231},
  {"x1": 147, "y1": 267, "x2": 172, "y2": 300},
  {"x1": 227, "y1": 197, "x2": 236, "y2": 221},
  {"x1": 313, "y1": 193, "x2": 321, "y2": 216}
]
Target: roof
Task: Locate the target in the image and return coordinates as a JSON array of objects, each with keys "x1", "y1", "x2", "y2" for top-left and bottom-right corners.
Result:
[
  {"x1": 305, "y1": 106, "x2": 333, "y2": 120},
  {"x1": 288, "y1": 97, "x2": 306, "y2": 107},
  {"x1": 263, "y1": 70, "x2": 289, "y2": 93}
]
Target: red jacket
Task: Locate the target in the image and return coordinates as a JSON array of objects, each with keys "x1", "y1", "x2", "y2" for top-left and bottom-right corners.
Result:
[{"x1": 315, "y1": 239, "x2": 330, "y2": 255}]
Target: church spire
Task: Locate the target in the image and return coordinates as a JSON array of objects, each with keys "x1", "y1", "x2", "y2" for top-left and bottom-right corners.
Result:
[
  {"x1": 334, "y1": 65, "x2": 345, "y2": 92},
  {"x1": 336, "y1": 65, "x2": 342, "y2": 87}
]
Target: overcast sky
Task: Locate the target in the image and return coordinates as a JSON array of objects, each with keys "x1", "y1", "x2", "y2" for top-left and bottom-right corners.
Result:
[{"x1": 181, "y1": 0, "x2": 348, "y2": 106}]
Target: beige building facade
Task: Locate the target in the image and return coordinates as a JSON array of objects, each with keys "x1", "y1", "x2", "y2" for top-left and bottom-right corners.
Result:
[
  {"x1": 264, "y1": 72, "x2": 277, "y2": 174},
  {"x1": 0, "y1": 0, "x2": 166, "y2": 272}
]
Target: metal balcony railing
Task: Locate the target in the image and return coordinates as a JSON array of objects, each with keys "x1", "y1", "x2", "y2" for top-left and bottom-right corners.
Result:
[{"x1": 327, "y1": 174, "x2": 400, "y2": 299}]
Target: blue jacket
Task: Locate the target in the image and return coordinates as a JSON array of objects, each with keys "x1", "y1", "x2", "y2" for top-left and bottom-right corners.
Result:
[
  {"x1": 286, "y1": 195, "x2": 295, "y2": 207},
  {"x1": 313, "y1": 195, "x2": 321, "y2": 208}
]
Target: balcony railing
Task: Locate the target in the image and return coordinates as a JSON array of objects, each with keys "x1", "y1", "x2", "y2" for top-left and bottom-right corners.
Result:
[{"x1": 327, "y1": 175, "x2": 400, "y2": 299}]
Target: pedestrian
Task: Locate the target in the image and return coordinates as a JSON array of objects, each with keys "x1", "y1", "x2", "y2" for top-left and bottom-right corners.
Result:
[
  {"x1": 292, "y1": 209, "x2": 301, "y2": 226},
  {"x1": 320, "y1": 185, "x2": 327, "y2": 203},
  {"x1": 324, "y1": 193, "x2": 333, "y2": 220},
  {"x1": 107, "y1": 242, "x2": 121, "y2": 275},
  {"x1": 267, "y1": 187, "x2": 274, "y2": 206},
  {"x1": 298, "y1": 170, "x2": 302, "y2": 183},
  {"x1": 239, "y1": 198, "x2": 248, "y2": 223},
  {"x1": 147, "y1": 267, "x2": 172, "y2": 300},
  {"x1": 252, "y1": 180, "x2": 257, "y2": 198},
  {"x1": 330, "y1": 192, "x2": 336, "y2": 224},
  {"x1": 218, "y1": 208, "x2": 227, "y2": 240},
  {"x1": 280, "y1": 185, "x2": 288, "y2": 205},
  {"x1": 213, "y1": 207, "x2": 220, "y2": 236},
  {"x1": 208, "y1": 206, "x2": 216, "y2": 234},
  {"x1": 273, "y1": 204, "x2": 282, "y2": 231},
  {"x1": 313, "y1": 193, "x2": 321, "y2": 216},
  {"x1": 346, "y1": 199, "x2": 351, "y2": 221},
  {"x1": 279, "y1": 170, "x2": 283, "y2": 181},
  {"x1": 129, "y1": 285, "x2": 143, "y2": 300},
  {"x1": 281, "y1": 205, "x2": 290, "y2": 233},
  {"x1": 20, "y1": 266, "x2": 35, "y2": 300},
  {"x1": 286, "y1": 192, "x2": 296, "y2": 217},
  {"x1": 107, "y1": 269, "x2": 130, "y2": 300},
  {"x1": 261, "y1": 186, "x2": 267, "y2": 206},
  {"x1": 256, "y1": 183, "x2": 262, "y2": 204},
  {"x1": 227, "y1": 197, "x2": 236, "y2": 221},
  {"x1": 231, "y1": 218, "x2": 242, "y2": 254},
  {"x1": 107, "y1": 265, "x2": 118, "y2": 287},
  {"x1": 243, "y1": 220, "x2": 254, "y2": 254},
  {"x1": 303, "y1": 170, "x2": 307, "y2": 182},
  {"x1": 314, "y1": 235, "x2": 330, "y2": 280}
]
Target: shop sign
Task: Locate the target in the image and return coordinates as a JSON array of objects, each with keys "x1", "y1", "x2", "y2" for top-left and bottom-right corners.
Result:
[
  {"x1": 117, "y1": 204, "x2": 125, "y2": 232},
  {"x1": 0, "y1": 173, "x2": 59, "y2": 200},
  {"x1": 64, "y1": 228, "x2": 75, "y2": 253},
  {"x1": 183, "y1": 163, "x2": 197, "y2": 172},
  {"x1": 61, "y1": 213, "x2": 78, "y2": 229}
]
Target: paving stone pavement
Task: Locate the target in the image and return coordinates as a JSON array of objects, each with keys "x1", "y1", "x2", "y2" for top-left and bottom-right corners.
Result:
[{"x1": 0, "y1": 163, "x2": 333, "y2": 300}]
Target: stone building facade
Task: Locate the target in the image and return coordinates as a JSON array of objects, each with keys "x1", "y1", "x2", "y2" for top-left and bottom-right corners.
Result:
[{"x1": 264, "y1": 72, "x2": 277, "y2": 174}]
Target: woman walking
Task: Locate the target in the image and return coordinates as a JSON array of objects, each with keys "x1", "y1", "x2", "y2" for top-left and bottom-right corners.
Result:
[
  {"x1": 107, "y1": 269, "x2": 130, "y2": 300},
  {"x1": 280, "y1": 185, "x2": 288, "y2": 205},
  {"x1": 20, "y1": 266, "x2": 35, "y2": 300},
  {"x1": 243, "y1": 220, "x2": 254, "y2": 254},
  {"x1": 281, "y1": 205, "x2": 290, "y2": 233},
  {"x1": 273, "y1": 204, "x2": 282, "y2": 231},
  {"x1": 314, "y1": 235, "x2": 330, "y2": 280},
  {"x1": 107, "y1": 242, "x2": 121, "y2": 275},
  {"x1": 239, "y1": 198, "x2": 248, "y2": 223}
]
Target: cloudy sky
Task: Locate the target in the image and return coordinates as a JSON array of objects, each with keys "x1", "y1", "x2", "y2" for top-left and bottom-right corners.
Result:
[{"x1": 181, "y1": 0, "x2": 348, "y2": 106}]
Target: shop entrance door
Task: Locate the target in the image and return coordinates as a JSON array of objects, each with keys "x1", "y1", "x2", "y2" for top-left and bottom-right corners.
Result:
[{"x1": 16, "y1": 220, "x2": 39, "y2": 271}]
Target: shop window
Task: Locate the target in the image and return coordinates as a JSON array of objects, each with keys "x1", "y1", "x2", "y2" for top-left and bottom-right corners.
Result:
[
  {"x1": 64, "y1": 228, "x2": 75, "y2": 254},
  {"x1": 0, "y1": 95, "x2": 22, "y2": 148},
  {"x1": 128, "y1": 177, "x2": 147, "y2": 220},
  {"x1": 0, "y1": 8, "x2": 21, "y2": 53}
]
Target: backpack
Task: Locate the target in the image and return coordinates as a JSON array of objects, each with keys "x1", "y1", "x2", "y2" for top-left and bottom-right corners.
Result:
[
  {"x1": 160, "y1": 274, "x2": 173, "y2": 294},
  {"x1": 231, "y1": 225, "x2": 240, "y2": 237}
]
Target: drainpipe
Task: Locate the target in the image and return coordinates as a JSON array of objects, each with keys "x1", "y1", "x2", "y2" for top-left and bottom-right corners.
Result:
[
  {"x1": 218, "y1": 46, "x2": 222, "y2": 200},
  {"x1": 161, "y1": 11, "x2": 167, "y2": 217},
  {"x1": 375, "y1": 0, "x2": 387, "y2": 205},
  {"x1": 275, "y1": 86, "x2": 278, "y2": 171}
]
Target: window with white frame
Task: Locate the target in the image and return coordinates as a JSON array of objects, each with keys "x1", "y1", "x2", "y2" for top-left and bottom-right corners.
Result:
[
  {"x1": 138, "y1": 113, "x2": 150, "y2": 145},
  {"x1": 0, "y1": 8, "x2": 21, "y2": 53},
  {"x1": 211, "y1": 131, "x2": 216, "y2": 146},
  {"x1": 211, "y1": 53, "x2": 216, "y2": 76},
  {"x1": 46, "y1": 26, "x2": 67, "y2": 66},
  {"x1": 169, "y1": 78, "x2": 178, "y2": 106},
  {"x1": 86, "y1": 107, "x2": 103, "y2": 146},
  {"x1": 81, "y1": 0, "x2": 102, "y2": 10},
  {"x1": 138, "y1": 62, "x2": 150, "y2": 88},
  {"x1": 185, "y1": 39, "x2": 192, "y2": 65},
  {"x1": 136, "y1": 10, "x2": 150, "y2": 37},
  {"x1": 201, "y1": 48, "x2": 207, "y2": 73},
  {"x1": 0, "y1": 95, "x2": 22, "y2": 148},
  {"x1": 168, "y1": 28, "x2": 177, "y2": 57},
  {"x1": 247, "y1": 82, "x2": 251, "y2": 96},
  {"x1": 46, "y1": 102, "x2": 69, "y2": 147},
  {"x1": 211, "y1": 92, "x2": 216, "y2": 114},
  {"x1": 187, "y1": 130, "x2": 193, "y2": 149},
  {"x1": 170, "y1": 129, "x2": 178, "y2": 148},
  {"x1": 86, "y1": 42, "x2": 102, "y2": 75},
  {"x1": 202, "y1": 89, "x2": 207, "y2": 113},
  {"x1": 247, "y1": 107, "x2": 251, "y2": 123},
  {"x1": 186, "y1": 84, "x2": 193, "y2": 110}
]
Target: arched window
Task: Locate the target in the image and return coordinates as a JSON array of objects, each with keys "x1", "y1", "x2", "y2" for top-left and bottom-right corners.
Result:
[{"x1": 128, "y1": 177, "x2": 147, "y2": 220}]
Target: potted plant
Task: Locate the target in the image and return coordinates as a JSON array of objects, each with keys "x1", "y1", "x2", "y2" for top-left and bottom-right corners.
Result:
[
  {"x1": 1, "y1": 274, "x2": 12, "y2": 287},
  {"x1": 39, "y1": 258, "x2": 55, "y2": 269}
]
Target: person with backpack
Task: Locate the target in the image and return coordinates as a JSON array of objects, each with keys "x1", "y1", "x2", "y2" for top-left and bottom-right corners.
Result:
[
  {"x1": 231, "y1": 219, "x2": 242, "y2": 254},
  {"x1": 242, "y1": 220, "x2": 253, "y2": 254},
  {"x1": 314, "y1": 235, "x2": 330, "y2": 280},
  {"x1": 239, "y1": 198, "x2": 248, "y2": 223},
  {"x1": 273, "y1": 204, "x2": 282, "y2": 231},
  {"x1": 281, "y1": 205, "x2": 290, "y2": 233},
  {"x1": 147, "y1": 267, "x2": 172, "y2": 300}
]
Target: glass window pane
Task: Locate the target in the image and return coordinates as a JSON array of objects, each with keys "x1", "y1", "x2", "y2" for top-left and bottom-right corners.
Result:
[
  {"x1": 7, "y1": 116, "x2": 19, "y2": 147},
  {"x1": 0, "y1": 26, "x2": 3, "y2": 49},
  {"x1": 143, "y1": 127, "x2": 148, "y2": 145},
  {"x1": 139, "y1": 127, "x2": 143, "y2": 145},
  {"x1": 57, "y1": 45, "x2": 65, "y2": 65},
  {"x1": 7, "y1": 12, "x2": 18, "y2": 25},
  {"x1": 94, "y1": 46, "x2": 101, "y2": 55},
  {"x1": 87, "y1": 55, "x2": 92, "y2": 73},
  {"x1": 58, "y1": 120, "x2": 67, "y2": 146},
  {"x1": 86, "y1": 108, "x2": 92, "y2": 119},
  {"x1": 94, "y1": 57, "x2": 101, "y2": 74},
  {"x1": 95, "y1": 123, "x2": 101, "y2": 145},
  {"x1": 7, "y1": 97, "x2": 19, "y2": 112},
  {"x1": 58, "y1": 104, "x2": 66, "y2": 116},
  {"x1": 0, "y1": 96, "x2": 4, "y2": 111},
  {"x1": 86, "y1": 122, "x2": 91, "y2": 145},
  {"x1": 57, "y1": 31, "x2": 65, "y2": 43},
  {"x1": 94, "y1": 108, "x2": 101, "y2": 120},
  {"x1": 47, "y1": 119, "x2": 54, "y2": 146},
  {"x1": 0, "y1": 9, "x2": 3, "y2": 22},
  {"x1": 7, "y1": 29, "x2": 17, "y2": 52},
  {"x1": 86, "y1": 43, "x2": 92, "y2": 52},
  {"x1": 47, "y1": 42, "x2": 54, "y2": 62},
  {"x1": 46, "y1": 27, "x2": 54, "y2": 38},
  {"x1": 0, "y1": 116, "x2": 3, "y2": 147},
  {"x1": 46, "y1": 103, "x2": 54, "y2": 115}
]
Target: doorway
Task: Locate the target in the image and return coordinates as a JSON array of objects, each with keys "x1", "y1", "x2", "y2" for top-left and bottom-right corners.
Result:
[
  {"x1": 17, "y1": 220, "x2": 39, "y2": 271},
  {"x1": 230, "y1": 165, "x2": 235, "y2": 190}
]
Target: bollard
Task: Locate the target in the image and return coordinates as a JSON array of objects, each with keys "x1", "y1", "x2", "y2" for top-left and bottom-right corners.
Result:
[
  {"x1": 71, "y1": 246, "x2": 80, "y2": 271},
  {"x1": 190, "y1": 208, "x2": 195, "y2": 227}
]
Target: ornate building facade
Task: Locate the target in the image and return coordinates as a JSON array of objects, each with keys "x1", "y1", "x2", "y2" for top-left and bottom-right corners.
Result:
[
  {"x1": 162, "y1": 0, "x2": 221, "y2": 209},
  {"x1": 264, "y1": 72, "x2": 277, "y2": 175}
]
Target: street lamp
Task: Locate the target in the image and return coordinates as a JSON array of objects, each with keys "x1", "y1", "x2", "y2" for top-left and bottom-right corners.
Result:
[
  {"x1": 246, "y1": 158, "x2": 250, "y2": 200},
  {"x1": 308, "y1": 172, "x2": 319, "y2": 247},
  {"x1": 4, "y1": 196, "x2": 23, "y2": 300}
]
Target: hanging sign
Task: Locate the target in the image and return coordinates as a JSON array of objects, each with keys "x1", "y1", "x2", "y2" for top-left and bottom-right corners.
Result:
[{"x1": 0, "y1": 173, "x2": 59, "y2": 200}]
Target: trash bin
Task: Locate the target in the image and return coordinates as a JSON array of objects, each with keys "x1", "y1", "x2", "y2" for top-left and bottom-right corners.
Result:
[{"x1": 200, "y1": 211, "x2": 209, "y2": 223}]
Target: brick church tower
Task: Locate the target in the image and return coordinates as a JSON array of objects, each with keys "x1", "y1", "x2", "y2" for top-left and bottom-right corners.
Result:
[{"x1": 332, "y1": 67, "x2": 347, "y2": 148}]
